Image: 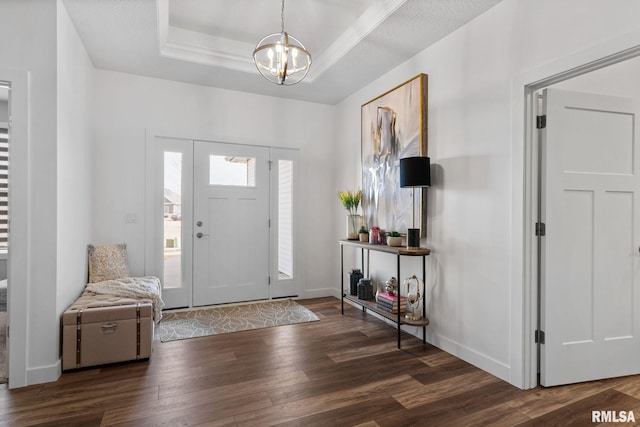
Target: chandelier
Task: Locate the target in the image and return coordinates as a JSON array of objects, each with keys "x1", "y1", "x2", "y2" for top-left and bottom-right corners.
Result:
[{"x1": 253, "y1": 0, "x2": 312, "y2": 85}]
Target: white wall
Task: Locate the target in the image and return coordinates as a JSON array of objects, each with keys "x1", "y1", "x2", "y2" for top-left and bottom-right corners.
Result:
[
  {"x1": 334, "y1": 0, "x2": 640, "y2": 387},
  {"x1": 0, "y1": 0, "x2": 93, "y2": 387},
  {"x1": 91, "y1": 70, "x2": 336, "y2": 298},
  {"x1": 56, "y1": 1, "x2": 93, "y2": 325},
  {"x1": 0, "y1": 0, "x2": 59, "y2": 386}
]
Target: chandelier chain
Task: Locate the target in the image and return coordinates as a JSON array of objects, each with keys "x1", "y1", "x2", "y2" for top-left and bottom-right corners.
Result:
[{"x1": 281, "y1": 0, "x2": 285, "y2": 34}]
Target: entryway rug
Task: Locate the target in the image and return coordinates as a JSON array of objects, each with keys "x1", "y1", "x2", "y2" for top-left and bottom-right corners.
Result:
[{"x1": 156, "y1": 299, "x2": 319, "y2": 342}]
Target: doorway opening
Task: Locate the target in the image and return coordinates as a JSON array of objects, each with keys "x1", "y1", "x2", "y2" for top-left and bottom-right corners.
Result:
[{"x1": 523, "y1": 45, "x2": 640, "y2": 388}]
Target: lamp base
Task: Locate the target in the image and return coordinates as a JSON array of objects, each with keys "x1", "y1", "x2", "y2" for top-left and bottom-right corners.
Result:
[{"x1": 407, "y1": 228, "x2": 420, "y2": 249}]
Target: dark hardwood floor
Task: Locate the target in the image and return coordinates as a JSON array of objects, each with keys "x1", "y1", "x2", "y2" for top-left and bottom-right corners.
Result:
[{"x1": 1, "y1": 297, "x2": 640, "y2": 426}]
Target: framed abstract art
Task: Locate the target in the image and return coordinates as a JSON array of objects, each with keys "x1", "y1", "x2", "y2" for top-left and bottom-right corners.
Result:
[{"x1": 361, "y1": 73, "x2": 428, "y2": 235}]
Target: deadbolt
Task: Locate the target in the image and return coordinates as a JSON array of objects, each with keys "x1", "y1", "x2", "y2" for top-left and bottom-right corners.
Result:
[{"x1": 196, "y1": 221, "x2": 203, "y2": 227}]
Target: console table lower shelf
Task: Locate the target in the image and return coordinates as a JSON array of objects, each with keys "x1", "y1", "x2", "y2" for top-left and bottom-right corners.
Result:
[{"x1": 343, "y1": 294, "x2": 430, "y2": 327}]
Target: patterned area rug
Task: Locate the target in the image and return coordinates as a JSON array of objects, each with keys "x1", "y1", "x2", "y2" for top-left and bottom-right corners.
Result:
[{"x1": 156, "y1": 299, "x2": 319, "y2": 342}]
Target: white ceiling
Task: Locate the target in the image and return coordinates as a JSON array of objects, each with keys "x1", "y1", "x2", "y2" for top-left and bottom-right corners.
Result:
[{"x1": 62, "y1": 0, "x2": 503, "y2": 105}]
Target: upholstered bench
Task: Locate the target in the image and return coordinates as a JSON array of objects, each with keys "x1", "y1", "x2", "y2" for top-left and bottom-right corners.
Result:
[{"x1": 61, "y1": 243, "x2": 164, "y2": 371}]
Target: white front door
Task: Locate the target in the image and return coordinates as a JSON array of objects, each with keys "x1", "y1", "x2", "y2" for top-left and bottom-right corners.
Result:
[
  {"x1": 192, "y1": 141, "x2": 270, "y2": 306},
  {"x1": 541, "y1": 88, "x2": 640, "y2": 386}
]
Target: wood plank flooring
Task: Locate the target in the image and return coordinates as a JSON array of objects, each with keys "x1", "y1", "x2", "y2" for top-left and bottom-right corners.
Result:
[{"x1": 1, "y1": 297, "x2": 640, "y2": 426}]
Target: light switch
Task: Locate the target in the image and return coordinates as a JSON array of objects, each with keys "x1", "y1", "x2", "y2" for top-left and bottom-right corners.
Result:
[{"x1": 125, "y1": 213, "x2": 137, "y2": 224}]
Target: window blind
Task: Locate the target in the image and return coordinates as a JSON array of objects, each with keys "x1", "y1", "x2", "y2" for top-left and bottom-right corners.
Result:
[
  {"x1": 278, "y1": 160, "x2": 293, "y2": 278},
  {"x1": 0, "y1": 126, "x2": 7, "y2": 250}
]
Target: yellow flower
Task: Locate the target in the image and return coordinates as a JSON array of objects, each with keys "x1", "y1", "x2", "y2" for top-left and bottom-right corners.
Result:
[{"x1": 337, "y1": 190, "x2": 362, "y2": 214}]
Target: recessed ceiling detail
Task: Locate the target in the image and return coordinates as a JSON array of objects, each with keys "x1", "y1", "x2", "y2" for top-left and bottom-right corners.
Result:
[
  {"x1": 62, "y1": 0, "x2": 504, "y2": 104},
  {"x1": 157, "y1": 0, "x2": 408, "y2": 83},
  {"x1": 157, "y1": 0, "x2": 256, "y2": 74}
]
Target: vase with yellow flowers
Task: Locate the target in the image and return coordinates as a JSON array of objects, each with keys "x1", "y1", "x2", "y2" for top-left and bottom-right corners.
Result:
[{"x1": 338, "y1": 190, "x2": 362, "y2": 240}]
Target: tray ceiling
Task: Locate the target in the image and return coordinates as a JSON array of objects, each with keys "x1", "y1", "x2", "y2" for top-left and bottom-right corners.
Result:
[{"x1": 62, "y1": 0, "x2": 503, "y2": 104}]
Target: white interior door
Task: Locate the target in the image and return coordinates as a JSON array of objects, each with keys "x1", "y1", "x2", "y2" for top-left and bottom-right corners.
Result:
[
  {"x1": 193, "y1": 141, "x2": 270, "y2": 306},
  {"x1": 541, "y1": 88, "x2": 640, "y2": 386}
]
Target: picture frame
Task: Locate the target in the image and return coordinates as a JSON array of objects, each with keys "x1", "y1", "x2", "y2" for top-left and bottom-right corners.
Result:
[{"x1": 361, "y1": 73, "x2": 428, "y2": 235}]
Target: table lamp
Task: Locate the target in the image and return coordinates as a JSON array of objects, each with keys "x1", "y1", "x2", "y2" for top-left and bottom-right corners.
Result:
[{"x1": 400, "y1": 156, "x2": 431, "y2": 249}]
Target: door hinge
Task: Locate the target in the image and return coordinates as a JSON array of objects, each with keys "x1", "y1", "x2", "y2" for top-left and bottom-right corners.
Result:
[
  {"x1": 268, "y1": 218, "x2": 271, "y2": 228},
  {"x1": 535, "y1": 330, "x2": 545, "y2": 344},
  {"x1": 268, "y1": 276, "x2": 271, "y2": 285},
  {"x1": 268, "y1": 160, "x2": 273, "y2": 171},
  {"x1": 536, "y1": 115, "x2": 546, "y2": 129},
  {"x1": 535, "y1": 222, "x2": 546, "y2": 237}
]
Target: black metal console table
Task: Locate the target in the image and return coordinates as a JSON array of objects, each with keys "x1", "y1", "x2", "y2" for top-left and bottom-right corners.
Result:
[{"x1": 339, "y1": 239, "x2": 430, "y2": 349}]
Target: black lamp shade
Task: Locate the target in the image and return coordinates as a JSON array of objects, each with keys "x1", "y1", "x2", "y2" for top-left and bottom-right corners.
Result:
[{"x1": 400, "y1": 157, "x2": 431, "y2": 188}]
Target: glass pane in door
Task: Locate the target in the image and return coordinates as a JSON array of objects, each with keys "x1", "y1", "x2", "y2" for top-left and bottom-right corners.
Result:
[
  {"x1": 209, "y1": 155, "x2": 256, "y2": 186},
  {"x1": 164, "y1": 152, "x2": 182, "y2": 288}
]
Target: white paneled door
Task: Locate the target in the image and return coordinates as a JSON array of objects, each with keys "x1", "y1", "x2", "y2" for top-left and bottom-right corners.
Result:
[
  {"x1": 541, "y1": 88, "x2": 640, "y2": 386},
  {"x1": 192, "y1": 141, "x2": 270, "y2": 306}
]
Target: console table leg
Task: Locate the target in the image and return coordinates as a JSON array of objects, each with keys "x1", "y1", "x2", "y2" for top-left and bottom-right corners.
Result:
[
  {"x1": 397, "y1": 253, "x2": 401, "y2": 349},
  {"x1": 341, "y1": 244, "x2": 344, "y2": 315},
  {"x1": 423, "y1": 255, "x2": 426, "y2": 344}
]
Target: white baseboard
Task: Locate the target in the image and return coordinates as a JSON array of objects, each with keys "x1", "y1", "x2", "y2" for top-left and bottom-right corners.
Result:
[
  {"x1": 340, "y1": 296, "x2": 512, "y2": 386},
  {"x1": 426, "y1": 331, "x2": 511, "y2": 383},
  {"x1": 299, "y1": 287, "x2": 337, "y2": 299},
  {"x1": 26, "y1": 359, "x2": 61, "y2": 386}
]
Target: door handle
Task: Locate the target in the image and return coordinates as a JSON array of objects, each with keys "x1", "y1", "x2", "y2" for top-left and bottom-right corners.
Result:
[{"x1": 196, "y1": 232, "x2": 209, "y2": 239}]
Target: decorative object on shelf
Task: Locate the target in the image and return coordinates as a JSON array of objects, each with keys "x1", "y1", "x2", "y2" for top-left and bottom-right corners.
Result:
[
  {"x1": 357, "y1": 278, "x2": 374, "y2": 300},
  {"x1": 339, "y1": 240, "x2": 430, "y2": 350},
  {"x1": 384, "y1": 277, "x2": 398, "y2": 296},
  {"x1": 348, "y1": 268, "x2": 363, "y2": 296},
  {"x1": 362, "y1": 74, "x2": 428, "y2": 235},
  {"x1": 376, "y1": 291, "x2": 406, "y2": 314},
  {"x1": 400, "y1": 156, "x2": 431, "y2": 249},
  {"x1": 253, "y1": 0, "x2": 311, "y2": 85},
  {"x1": 386, "y1": 231, "x2": 402, "y2": 247},
  {"x1": 403, "y1": 274, "x2": 424, "y2": 321},
  {"x1": 369, "y1": 226, "x2": 380, "y2": 244},
  {"x1": 378, "y1": 229, "x2": 387, "y2": 245},
  {"x1": 338, "y1": 190, "x2": 362, "y2": 240},
  {"x1": 358, "y1": 226, "x2": 369, "y2": 242},
  {"x1": 346, "y1": 214, "x2": 362, "y2": 240}
]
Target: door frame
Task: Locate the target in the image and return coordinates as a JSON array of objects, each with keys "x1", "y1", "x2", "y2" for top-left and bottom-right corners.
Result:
[
  {"x1": 145, "y1": 130, "x2": 301, "y2": 308},
  {"x1": 0, "y1": 68, "x2": 29, "y2": 388},
  {"x1": 145, "y1": 132, "x2": 194, "y2": 308},
  {"x1": 514, "y1": 33, "x2": 640, "y2": 389},
  {"x1": 269, "y1": 147, "x2": 301, "y2": 299}
]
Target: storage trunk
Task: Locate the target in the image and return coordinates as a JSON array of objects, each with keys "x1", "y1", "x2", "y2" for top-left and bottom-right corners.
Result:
[{"x1": 62, "y1": 302, "x2": 152, "y2": 371}]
